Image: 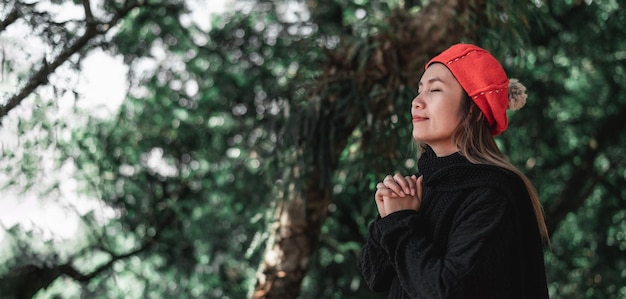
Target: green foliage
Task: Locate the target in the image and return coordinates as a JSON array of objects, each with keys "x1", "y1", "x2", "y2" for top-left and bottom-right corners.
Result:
[
  {"x1": 2, "y1": 0, "x2": 626, "y2": 298},
  {"x1": 493, "y1": 1, "x2": 626, "y2": 298}
]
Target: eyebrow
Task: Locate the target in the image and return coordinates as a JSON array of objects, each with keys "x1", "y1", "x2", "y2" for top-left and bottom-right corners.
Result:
[{"x1": 418, "y1": 77, "x2": 445, "y2": 86}]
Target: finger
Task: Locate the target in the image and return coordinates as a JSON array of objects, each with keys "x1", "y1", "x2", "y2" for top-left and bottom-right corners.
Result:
[
  {"x1": 376, "y1": 183, "x2": 398, "y2": 198},
  {"x1": 405, "y1": 175, "x2": 416, "y2": 196},
  {"x1": 393, "y1": 173, "x2": 411, "y2": 195},
  {"x1": 382, "y1": 175, "x2": 396, "y2": 187},
  {"x1": 374, "y1": 194, "x2": 387, "y2": 218},
  {"x1": 382, "y1": 174, "x2": 404, "y2": 196},
  {"x1": 383, "y1": 176, "x2": 405, "y2": 197}
]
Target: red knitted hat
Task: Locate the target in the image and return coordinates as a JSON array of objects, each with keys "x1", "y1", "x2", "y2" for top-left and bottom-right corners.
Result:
[{"x1": 426, "y1": 43, "x2": 526, "y2": 135}]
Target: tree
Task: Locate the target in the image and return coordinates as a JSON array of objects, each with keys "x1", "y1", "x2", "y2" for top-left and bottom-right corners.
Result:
[{"x1": 1, "y1": 0, "x2": 626, "y2": 298}]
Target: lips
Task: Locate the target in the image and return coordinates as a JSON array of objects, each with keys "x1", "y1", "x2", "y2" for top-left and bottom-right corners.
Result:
[{"x1": 412, "y1": 115, "x2": 427, "y2": 122}]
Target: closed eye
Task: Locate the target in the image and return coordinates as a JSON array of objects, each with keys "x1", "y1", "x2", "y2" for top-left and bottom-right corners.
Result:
[{"x1": 417, "y1": 89, "x2": 441, "y2": 95}]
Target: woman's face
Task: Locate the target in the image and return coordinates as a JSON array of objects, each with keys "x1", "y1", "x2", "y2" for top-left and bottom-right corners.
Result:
[{"x1": 412, "y1": 63, "x2": 466, "y2": 156}]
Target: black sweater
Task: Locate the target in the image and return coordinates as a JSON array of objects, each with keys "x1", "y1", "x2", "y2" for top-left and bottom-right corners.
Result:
[{"x1": 358, "y1": 148, "x2": 549, "y2": 298}]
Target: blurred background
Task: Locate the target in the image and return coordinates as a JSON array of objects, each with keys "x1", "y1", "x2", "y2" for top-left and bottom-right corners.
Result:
[{"x1": 1, "y1": 0, "x2": 625, "y2": 298}]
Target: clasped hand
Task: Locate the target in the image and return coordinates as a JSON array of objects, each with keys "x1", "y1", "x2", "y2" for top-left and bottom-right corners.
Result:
[{"x1": 375, "y1": 173, "x2": 423, "y2": 218}]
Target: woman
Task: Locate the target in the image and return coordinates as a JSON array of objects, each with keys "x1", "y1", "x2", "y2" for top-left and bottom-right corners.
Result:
[{"x1": 357, "y1": 43, "x2": 550, "y2": 299}]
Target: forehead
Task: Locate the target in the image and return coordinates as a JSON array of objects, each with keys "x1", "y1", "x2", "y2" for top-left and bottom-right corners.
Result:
[{"x1": 420, "y1": 63, "x2": 456, "y2": 84}]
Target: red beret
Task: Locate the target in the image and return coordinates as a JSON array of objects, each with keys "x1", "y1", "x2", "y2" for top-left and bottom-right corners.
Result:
[{"x1": 426, "y1": 44, "x2": 510, "y2": 135}]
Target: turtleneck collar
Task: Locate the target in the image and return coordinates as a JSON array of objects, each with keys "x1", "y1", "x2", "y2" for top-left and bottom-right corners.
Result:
[
  {"x1": 417, "y1": 145, "x2": 467, "y2": 178},
  {"x1": 417, "y1": 145, "x2": 520, "y2": 192}
]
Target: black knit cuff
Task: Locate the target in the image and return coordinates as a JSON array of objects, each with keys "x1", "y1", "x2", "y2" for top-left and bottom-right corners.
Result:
[{"x1": 376, "y1": 210, "x2": 419, "y2": 233}]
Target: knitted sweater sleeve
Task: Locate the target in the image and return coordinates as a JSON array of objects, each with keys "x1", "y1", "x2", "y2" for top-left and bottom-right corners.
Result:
[
  {"x1": 357, "y1": 216, "x2": 396, "y2": 292},
  {"x1": 377, "y1": 189, "x2": 508, "y2": 298}
]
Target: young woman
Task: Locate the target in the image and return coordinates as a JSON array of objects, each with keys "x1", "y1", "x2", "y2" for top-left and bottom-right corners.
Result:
[{"x1": 357, "y1": 43, "x2": 550, "y2": 299}]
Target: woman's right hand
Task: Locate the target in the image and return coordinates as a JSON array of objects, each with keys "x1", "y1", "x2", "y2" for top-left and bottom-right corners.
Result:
[{"x1": 375, "y1": 173, "x2": 423, "y2": 218}]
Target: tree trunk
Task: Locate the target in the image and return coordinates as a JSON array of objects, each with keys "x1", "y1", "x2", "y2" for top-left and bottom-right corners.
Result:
[{"x1": 251, "y1": 174, "x2": 332, "y2": 299}]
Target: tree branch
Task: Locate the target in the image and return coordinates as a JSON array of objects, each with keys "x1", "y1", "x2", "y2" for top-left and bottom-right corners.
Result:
[
  {"x1": 0, "y1": 1, "x2": 144, "y2": 121},
  {"x1": 0, "y1": 3, "x2": 22, "y2": 33}
]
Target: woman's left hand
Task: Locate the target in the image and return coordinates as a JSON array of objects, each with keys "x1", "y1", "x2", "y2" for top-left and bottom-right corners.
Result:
[{"x1": 380, "y1": 173, "x2": 423, "y2": 215}]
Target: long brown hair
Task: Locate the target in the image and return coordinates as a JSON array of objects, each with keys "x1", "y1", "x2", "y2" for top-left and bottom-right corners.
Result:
[{"x1": 420, "y1": 94, "x2": 550, "y2": 243}]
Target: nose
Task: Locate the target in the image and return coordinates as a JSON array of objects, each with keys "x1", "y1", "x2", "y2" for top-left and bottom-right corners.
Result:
[{"x1": 412, "y1": 94, "x2": 423, "y2": 109}]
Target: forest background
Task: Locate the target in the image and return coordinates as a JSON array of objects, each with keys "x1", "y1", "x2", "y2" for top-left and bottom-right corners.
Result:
[{"x1": 1, "y1": 0, "x2": 625, "y2": 298}]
